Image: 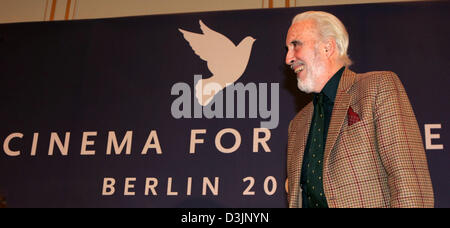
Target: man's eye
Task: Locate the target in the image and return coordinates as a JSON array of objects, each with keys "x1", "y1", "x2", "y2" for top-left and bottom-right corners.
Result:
[{"x1": 291, "y1": 40, "x2": 302, "y2": 48}]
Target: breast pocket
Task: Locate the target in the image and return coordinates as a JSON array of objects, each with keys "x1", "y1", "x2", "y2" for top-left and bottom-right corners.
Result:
[{"x1": 343, "y1": 118, "x2": 374, "y2": 134}]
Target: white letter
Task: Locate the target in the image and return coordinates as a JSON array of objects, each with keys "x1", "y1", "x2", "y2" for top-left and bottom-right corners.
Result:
[
  {"x1": 49, "y1": 132, "x2": 70, "y2": 156},
  {"x1": 226, "y1": 213, "x2": 234, "y2": 223},
  {"x1": 202, "y1": 177, "x2": 219, "y2": 195},
  {"x1": 3, "y1": 133, "x2": 23, "y2": 157},
  {"x1": 194, "y1": 75, "x2": 203, "y2": 118},
  {"x1": 80, "y1": 131, "x2": 97, "y2": 155},
  {"x1": 226, "y1": 83, "x2": 257, "y2": 118},
  {"x1": 285, "y1": 178, "x2": 289, "y2": 193},
  {"x1": 167, "y1": 177, "x2": 178, "y2": 196},
  {"x1": 253, "y1": 128, "x2": 271, "y2": 152},
  {"x1": 242, "y1": 177, "x2": 255, "y2": 196},
  {"x1": 259, "y1": 83, "x2": 279, "y2": 129},
  {"x1": 31, "y1": 133, "x2": 39, "y2": 156},
  {"x1": 187, "y1": 177, "x2": 192, "y2": 196},
  {"x1": 102, "y1": 177, "x2": 116, "y2": 196},
  {"x1": 190, "y1": 129, "x2": 206, "y2": 154},
  {"x1": 425, "y1": 124, "x2": 444, "y2": 150},
  {"x1": 124, "y1": 177, "x2": 136, "y2": 196},
  {"x1": 215, "y1": 128, "x2": 241, "y2": 153},
  {"x1": 141, "y1": 130, "x2": 162, "y2": 154},
  {"x1": 145, "y1": 177, "x2": 158, "y2": 196},
  {"x1": 171, "y1": 82, "x2": 192, "y2": 119},
  {"x1": 107, "y1": 131, "x2": 132, "y2": 155},
  {"x1": 202, "y1": 82, "x2": 223, "y2": 119},
  {"x1": 264, "y1": 176, "x2": 277, "y2": 196}
]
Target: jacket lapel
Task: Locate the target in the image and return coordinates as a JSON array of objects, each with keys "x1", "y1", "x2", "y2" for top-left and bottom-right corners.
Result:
[
  {"x1": 324, "y1": 68, "x2": 356, "y2": 167},
  {"x1": 290, "y1": 102, "x2": 313, "y2": 207}
]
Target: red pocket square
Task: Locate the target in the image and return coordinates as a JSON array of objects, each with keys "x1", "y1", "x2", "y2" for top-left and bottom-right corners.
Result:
[{"x1": 347, "y1": 106, "x2": 361, "y2": 126}]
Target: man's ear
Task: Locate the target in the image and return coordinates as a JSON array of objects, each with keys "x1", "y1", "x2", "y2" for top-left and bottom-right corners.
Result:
[{"x1": 324, "y1": 38, "x2": 336, "y2": 58}]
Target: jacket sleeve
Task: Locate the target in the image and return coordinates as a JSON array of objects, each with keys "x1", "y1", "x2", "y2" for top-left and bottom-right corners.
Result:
[
  {"x1": 286, "y1": 118, "x2": 298, "y2": 207},
  {"x1": 374, "y1": 72, "x2": 434, "y2": 208},
  {"x1": 286, "y1": 120, "x2": 293, "y2": 205}
]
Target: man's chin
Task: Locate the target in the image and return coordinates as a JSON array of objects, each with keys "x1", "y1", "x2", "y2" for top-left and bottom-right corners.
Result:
[{"x1": 297, "y1": 79, "x2": 314, "y2": 94}]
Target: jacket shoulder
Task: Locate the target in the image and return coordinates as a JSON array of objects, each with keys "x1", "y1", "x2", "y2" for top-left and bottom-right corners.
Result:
[
  {"x1": 353, "y1": 70, "x2": 398, "y2": 82},
  {"x1": 351, "y1": 70, "x2": 400, "y2": 93}
]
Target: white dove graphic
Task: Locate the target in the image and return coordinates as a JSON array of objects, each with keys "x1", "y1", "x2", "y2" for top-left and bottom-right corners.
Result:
[{"x1": 178, "y1": 20, "x2": 256, "y2": 106}]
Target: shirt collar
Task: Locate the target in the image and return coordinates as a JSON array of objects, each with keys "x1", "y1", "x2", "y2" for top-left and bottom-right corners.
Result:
[{"x1": 316, "y1": 66, "x2": 345, "y2": 103}]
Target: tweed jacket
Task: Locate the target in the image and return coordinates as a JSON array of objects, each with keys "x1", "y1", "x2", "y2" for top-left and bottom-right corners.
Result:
[{"x1": 287, "y1": 68, "x2": 434, "y2": 208}]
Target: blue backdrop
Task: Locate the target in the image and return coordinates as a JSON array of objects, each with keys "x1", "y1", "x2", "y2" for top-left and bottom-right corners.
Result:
[{"x1": 0, "y1": 1, "x2": 448, "y2": 207}]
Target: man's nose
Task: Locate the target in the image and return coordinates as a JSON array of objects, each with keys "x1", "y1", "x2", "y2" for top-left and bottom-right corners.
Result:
[{"x1": 285, "y1": 50, "x2": 295, "y2": 66}]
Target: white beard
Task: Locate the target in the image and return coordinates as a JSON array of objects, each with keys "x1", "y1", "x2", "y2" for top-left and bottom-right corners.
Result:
[
  {"x1": 297, "y1": 76, "x2": 315, "y2": 93},
  {"x1": 296, "y1": 48, "x2": 326, "y2": 94}
]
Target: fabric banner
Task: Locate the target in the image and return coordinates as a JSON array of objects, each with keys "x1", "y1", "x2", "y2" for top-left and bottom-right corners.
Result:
[{"x1": 0, "y1": 1, "x2": 448, "y2": 207}]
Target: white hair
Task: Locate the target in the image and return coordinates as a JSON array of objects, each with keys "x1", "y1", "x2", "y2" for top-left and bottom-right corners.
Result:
[{"x1": 292, "y1": 11, "x2": 352, "y2": 66}]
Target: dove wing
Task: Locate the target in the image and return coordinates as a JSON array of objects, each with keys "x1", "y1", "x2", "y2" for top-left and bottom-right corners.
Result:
[
  {"x1": 198, "y1": 20, "x2": 236, "y2": 48},
  {"x1": 178, "y1": 29, "x2": 209, "y2": 62},
  {"x1": 178, "y1": 20, "x2": 236, "y2": 64}
]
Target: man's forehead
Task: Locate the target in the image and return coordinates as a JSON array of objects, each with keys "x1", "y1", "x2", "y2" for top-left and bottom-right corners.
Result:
[{"x1": 286, "y1": 20, "x2": 317, "y2": 43}]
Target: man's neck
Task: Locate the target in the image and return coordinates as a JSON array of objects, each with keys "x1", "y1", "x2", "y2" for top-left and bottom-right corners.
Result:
[{"x1": 313, "y1": 63, "x2": 345, "y2": 93}]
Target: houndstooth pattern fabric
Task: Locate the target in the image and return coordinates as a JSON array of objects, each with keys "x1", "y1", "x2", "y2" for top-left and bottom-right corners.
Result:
[{"x1": 287, "y1": 68, "x2": 434, "y2": 208}]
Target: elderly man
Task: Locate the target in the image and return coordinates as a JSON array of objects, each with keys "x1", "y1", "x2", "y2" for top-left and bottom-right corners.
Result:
[{"x1": 285, "y1": 11, "x2": 434, "y2": 208}]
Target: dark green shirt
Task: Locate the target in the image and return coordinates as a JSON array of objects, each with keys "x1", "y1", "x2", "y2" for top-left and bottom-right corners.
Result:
[{"x1": 300, "y1": 66, "x2": 345, "y2": 208}]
